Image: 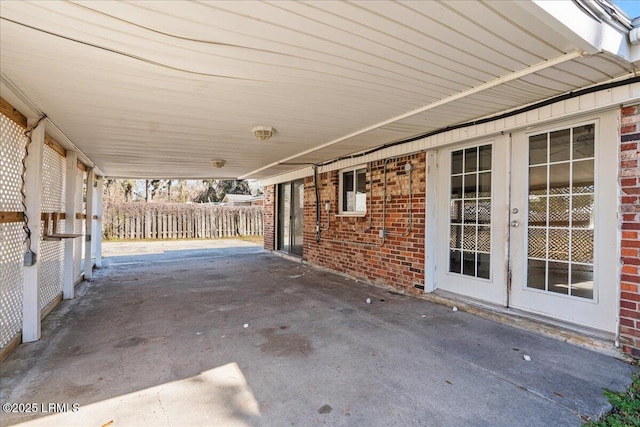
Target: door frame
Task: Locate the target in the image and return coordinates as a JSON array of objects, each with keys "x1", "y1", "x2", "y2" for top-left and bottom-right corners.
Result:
[
  {"x1": 276, "y1": 179, "x2": 304, "y2": 256},
  {"x1": 508, "y1": 113, "x2": 619, "y2": 333},
  {"x1": 427, "y1": 134, "x2": 510, "y2": 305},
  {"x1": 424, "y1": 110, "x2": 620, "y2": 333}
]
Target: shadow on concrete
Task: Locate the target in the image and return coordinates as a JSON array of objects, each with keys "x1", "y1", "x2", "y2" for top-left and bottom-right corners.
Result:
[{"x1": 0, "y1": 240, "x2": 634, "y2": 426}]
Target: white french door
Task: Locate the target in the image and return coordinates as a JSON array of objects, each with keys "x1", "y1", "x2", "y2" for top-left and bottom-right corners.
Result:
[
  {"x1": 509, "y1": 116, "x2": 618, "y2": 333},
  {"x1": 436, "y1": 137, "x2": 509, "y2": 305},
  {"x1": 434, "y1": 112, "x2": 618, "y2": 333}
]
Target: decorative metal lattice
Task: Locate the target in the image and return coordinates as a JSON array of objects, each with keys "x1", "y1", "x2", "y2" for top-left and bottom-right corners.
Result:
[
  {"x1": 0, "y1": 114, "x2": 26, "y2": 349},
  {"x1": 38, "y1": 145, "x2": 65, "y2": 310}
]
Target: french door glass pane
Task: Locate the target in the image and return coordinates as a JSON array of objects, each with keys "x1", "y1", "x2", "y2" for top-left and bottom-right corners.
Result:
[
  {"x1": 573, "y1": 125, "x2": 595, "y2": 159},
  {"x1": 573, "y1": 160, "x2": 594, "y2": 193},
  {"x1": 448, "y1": 144, "x2": 492, "y2": 279},
  {"x1": 549, "y1": 129, "x2": 571, "y2": 162},
  {"x1": 527, "y1": 260, "x2": 546, "y2": 290},
  {"x1": 465, "y1": 147, "x2": 478, "y2": 173},
  {"x1": 526, "y1": 125, "x2": 595, "y2": 299},
  {"x1": 529, "y1": 134, "x2": 547, "y2": 165}
]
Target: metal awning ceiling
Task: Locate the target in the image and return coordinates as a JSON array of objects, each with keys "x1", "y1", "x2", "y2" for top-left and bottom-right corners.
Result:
[{"x1": 0, "y1": 1, "x2": 637, "y2": 180}]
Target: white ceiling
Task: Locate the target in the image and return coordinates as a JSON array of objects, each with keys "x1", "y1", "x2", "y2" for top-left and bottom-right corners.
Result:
[{"x1": 0, "y1": 0, "x2": 636, "y2": 179}]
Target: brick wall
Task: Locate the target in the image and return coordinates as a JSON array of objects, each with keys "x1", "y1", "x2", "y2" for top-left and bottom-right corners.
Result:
[
  {"x1": 263, "y1": 185, "x2": 275, "y2": 251},
  {"x1": 620, "y1": 104, "x2": 640, "y2": 357},
  {"x1": 303, "y1": 153, "x2": 426, "y2": 293}
]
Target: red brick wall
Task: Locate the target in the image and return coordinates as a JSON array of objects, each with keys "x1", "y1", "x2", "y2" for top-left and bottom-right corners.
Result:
[
  {"x1": 303, "y1": 153, "x2": 426, "y2": 294},
  {"x1": 620, "y1": 105, "x2": 640, "y2": 357},
  {"x1": 263, "y1": 185, "x2": 275, "y2": 251}
]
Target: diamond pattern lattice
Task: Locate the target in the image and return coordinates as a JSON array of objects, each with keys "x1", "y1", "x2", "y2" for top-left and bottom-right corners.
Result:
[
  {"x1": 0, "y1": 223, "x2": 24, "y2": 348},
  {"x1": 38, "y1": 145, "x2": 65, "y2": 311},
  {"x1": 0, "y1": 116, "x2": 26, "y2": 212},
  {"x1": 0, "y1": 114, "x2": 26, "y2": 349}
]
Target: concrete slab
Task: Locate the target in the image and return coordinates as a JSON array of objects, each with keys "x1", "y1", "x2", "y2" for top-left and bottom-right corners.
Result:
[{"x1": 0, "y1": 240, "x2": 633, "y2": 426}]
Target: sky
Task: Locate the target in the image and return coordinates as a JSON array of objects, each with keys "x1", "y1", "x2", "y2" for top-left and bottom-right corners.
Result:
[{"x1": 613, "y1": 0, "x2": 640, "y2": 19}]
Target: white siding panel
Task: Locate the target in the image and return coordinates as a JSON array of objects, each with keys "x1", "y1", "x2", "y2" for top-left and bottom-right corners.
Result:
[
  {"x1": 539, "y1": 105, "x2": 552, "y2": 120},
  {"x1": 595, "y1": 89, "x2": 614, "y2": 107},
  {"x1": 565, "y1": 97, "x2": 580, "y2": 114},
  {"x1": 551, "y1": 102, "x2": 566, "y2": 118},
  {"x1": 526, "y1": 110, "x2": 540, "y2": 123},
  {"x1": 515, "y1": 112, "x2": 528, "y2": 126},
  {"x1": 580, "y1": 93, "x2": 596, "y2": 111}
]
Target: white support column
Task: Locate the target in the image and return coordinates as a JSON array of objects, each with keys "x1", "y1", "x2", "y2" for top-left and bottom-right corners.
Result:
[
  {"x1": 424, "y1": 150, "x2": 438, "y2": 293},
  {"x1": 84, "y1": 169, "x2": 95, "y2": 280},
  {"x1": 95, "y1": 175, "x2": 104, "y2": 268},
  {"x1": 22, "y1": 120, "x2": 45, "y2": 342},
  {"x1": 63, "y1": 150, "x2": 78, "y2": 299},
  {"x1": 73, "y1": 169, "x2": 83, "y2": 280}
]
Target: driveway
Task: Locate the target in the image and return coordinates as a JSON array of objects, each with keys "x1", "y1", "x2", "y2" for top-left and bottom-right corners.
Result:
[{"x1": 0, "y1": 240, "x2": 633, "y2": 426}]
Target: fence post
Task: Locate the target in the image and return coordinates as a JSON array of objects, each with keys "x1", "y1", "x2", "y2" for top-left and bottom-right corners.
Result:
[
  {"x1": 145, "y1": 208, "x2": 151, "y2": 239},
  {"x1": 163, "y1": 211, "x2": 167, "y2": 239},
  {"x1": 201, "y1": 209, "x2": 206, "y2": 238},
  {"x1": 135, "y1": 211, "x2": 141, "y2": 239}
]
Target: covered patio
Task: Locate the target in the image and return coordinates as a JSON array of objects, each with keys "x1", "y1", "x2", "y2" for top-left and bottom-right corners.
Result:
[
  {"x1": 2, "y1": 1, "x2": 640, "y2": 358},
  {"x1": 2, "y1": 3, "x2": 640, "y2": 423},
  {"x1": 0, "y1": 240, "x2": 632, "y2": 426}
]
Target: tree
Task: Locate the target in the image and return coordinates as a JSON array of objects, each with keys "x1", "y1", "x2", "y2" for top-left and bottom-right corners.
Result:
[
  {"x1": 104, "y1": 179, "x2": 135, "y2": 203},
  {"x1": 192, "y1": 179, "x2": 251, "y2": 203},
  {"x1": 194, "y1": 180, "x2": 218, "y2": 203},
  {"x1": 217, "y1": 180, "x2": 251, "y2": 196}
]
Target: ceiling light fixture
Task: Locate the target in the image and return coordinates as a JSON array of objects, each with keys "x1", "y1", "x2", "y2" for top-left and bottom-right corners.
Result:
[
  {"x1": 211, "y1": 159, "x2": 226, "y2": 168},
  {"x1": 252, "y1": 126, "x2": 276, "y2": 141}
]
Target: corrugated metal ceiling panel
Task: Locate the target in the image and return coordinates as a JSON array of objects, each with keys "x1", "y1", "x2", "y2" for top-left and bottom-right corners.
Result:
[{"x1": 0, "y1": 1, "x2": 636, "y2": 179}]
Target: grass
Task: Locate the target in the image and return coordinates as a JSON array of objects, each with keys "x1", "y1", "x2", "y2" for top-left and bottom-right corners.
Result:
[{"x1": 585, "y1": 368, "x2": 640, "y2": 426}]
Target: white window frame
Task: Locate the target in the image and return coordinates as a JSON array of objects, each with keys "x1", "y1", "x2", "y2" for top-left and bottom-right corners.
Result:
[{"x1": 338, "y1": 165, "x2": 367, "y2": 216}]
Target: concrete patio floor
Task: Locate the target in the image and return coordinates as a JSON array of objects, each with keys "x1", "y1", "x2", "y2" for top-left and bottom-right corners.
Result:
[{"x1": 0, "y1": 239, "x2": 634, "y2": 426}]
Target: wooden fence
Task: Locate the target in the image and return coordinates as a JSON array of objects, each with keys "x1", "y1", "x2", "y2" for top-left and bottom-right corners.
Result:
[{"x1": 103, "y1": 202, "x2": 263, "y2": 240}]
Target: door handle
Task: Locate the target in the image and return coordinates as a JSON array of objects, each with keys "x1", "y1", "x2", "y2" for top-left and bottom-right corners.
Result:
[{"x1": 511, "y1": 220, "x2": 519, "y2": 227}]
